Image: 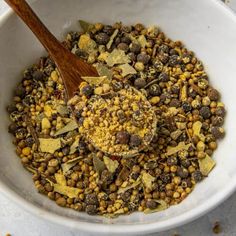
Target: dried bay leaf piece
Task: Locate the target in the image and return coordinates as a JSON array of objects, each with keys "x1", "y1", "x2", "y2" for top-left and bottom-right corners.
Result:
[
  {"x1": 193, "y1": 121, "x2": 202, "y2": 136},
  {"x1": 103, "y1": 156, "x2": 119, "y2": 173},
  {"x1": 166, "y1": 142, "x2": 192, "y2": 156},
  {"x1": 39, "y1": 138, "x2": 61, "y2": 154},
  {"x1": 69, "y1": 136, "x2": 80, "y2": 154},
  {"x1": 79, "y1": 20, "x2": 94, "y2": 32},
  {"x1": 81, "y1": 76, "x2": 110, "y2": 86},
  {"x1": 117, "y1": 180, "x2": 141, "y2": 194},
  {"x1": 198, "y1": 154, "x2": 216, "y2": 176},
  {"x1": 180, "y1": 83, "x2": 188, "y2": 101},
  {"x1": 53, "y1": 184, "x2": 82, "y2": 198},
  {"x1": 118, "y1": 63, "x2": 137, "y2": 77},
  {"x1": 54, "y1": 120, "x2": 78, "y2": 136},
  {"x1": 36, "y1": 113, "x2": 45, "y2": 122},
  {"x1": 107, "y1": 29, "x2": 119, "y2": 49},
  {"x1": 78, "y1": 34, "x2": 97, "y2": 55},
  {"x1": 61, "y1": 156, "x2": 83, "y2": 174},
  {"x1": 192, "y1": 121, "x2": 205, "y2": 142},
  {"x1": 117, "y1": 166, "x2": 130, "y2": 182},
  {"x1": 95, "y1": 63, "x2": 113, "y2": 80},
  {"x1": 106, "y1": 49, "x2": 130, "y2": 67},
  {"x1": 93, "y1": 155, "x2": 106, "y2": 175},
  {"x1": 142, "y1": 172, "x2": 155, "y2": 189},
  {"x1": 55, "y1": 104, "x2": 69, "y2": 116},
  {"x1": 144, "y1": 200, "x2": 168, "y2": 214},
  {"x1": 170, "y1": 130, "x2": 183, "y2": 140},
  {"x1": 137, "y1": 35, "x2": 147, "y2": 48},
  {"x1": 55, "y1": 173, "x2": 67, "y2": 186}
]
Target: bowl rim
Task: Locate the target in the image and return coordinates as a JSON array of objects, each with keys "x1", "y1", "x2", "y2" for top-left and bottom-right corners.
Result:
[{"x1": 1, "y1": 0, "x2": 236, "y2": 234}]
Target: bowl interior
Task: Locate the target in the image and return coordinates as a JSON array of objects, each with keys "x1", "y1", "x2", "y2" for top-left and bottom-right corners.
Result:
[{"x1": 1, "y1": 0, "x2": 236, "y2": 234}]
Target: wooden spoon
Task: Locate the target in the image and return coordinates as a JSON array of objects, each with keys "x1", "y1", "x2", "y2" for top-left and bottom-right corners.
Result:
[
  {"x1": 5, "y1": 0, "x2": 99, "y2": 100},
  {"x1": 5, "y1": 0, "x2": 157, "y2": 157}
]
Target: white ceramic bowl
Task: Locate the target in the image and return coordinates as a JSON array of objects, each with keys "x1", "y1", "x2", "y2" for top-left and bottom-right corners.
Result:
[{"x1": 1, "y1": 0, "x2": 236, "y2": 234}]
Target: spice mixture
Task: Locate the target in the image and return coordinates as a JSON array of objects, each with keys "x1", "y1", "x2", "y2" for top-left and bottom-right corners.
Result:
[{"x1": 7, "y1": 21, "x2": 226, "y2": 217}]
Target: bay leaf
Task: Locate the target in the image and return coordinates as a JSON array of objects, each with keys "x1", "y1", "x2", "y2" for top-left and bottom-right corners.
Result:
[
  {"x1": 61, "y1": 156, "x2": 84, "y2": 174},
  {"x1": 166, "y1": 142, "x2": 192, "y2": 156},
  {"x1": 198, "y1": 154, "x2": 216, "y2": 176},
  {"x1": 69, "y1": 136, "x2": 80, "y2": 154},
  {"x1": 137, "y1": 35, "x2": 147, "y2": 48},
  {"x1": 170, "y1": 130, "x2": 182, "y2": 141},
  {"x1": 106, "y1": 49, "x2": 130, "y2": 67},
  {"x1": 54, "y1": 120, "x2": 78, "y2": 136},
  {"x1": 79, "y1": 20, "x2": 94, "y2": 32},
  {"x1": 36, "y1": 113, "x2": 45, "y2": 122},
  {"x1": 180, "y1": 83, "x2": 188, "y2": 101},
  {"x1": 107, "y1": 29, "x2": 119, "y2": 49},
  {"x1": 103, "y1": 156, "x2": 119, "y2": 173},
  {"x1": 81, "y1": 75, "x2": 110, "y2": 86},
  {"x1": 53, "y1": 184, "x2": 82, "y2": 198},
  {"x1": 95, "y1": 63, "x2": 113, "y2": 80},
  {"x1": 55, "y1": 173, "x2": 67, "y2": 186},
  {"x1": 193, "y1": 121, "x2": 205, "y2": 142},
  {"x1": 118, "y1": 63, "x2": 137, "y2": 77},
  {"x1": 117, "y1": 180, "x2": 141, "y2": 194},
  {"x1": 93, "y1": 155, "x2": 106, "y2": 175},
  {"x1": 55, "y1": 104, "x2": 69, "y2": 116},
  {"x1": 144, "y1": 200, "x2": 168, "y2": 214},
  {"x1": 142, "y1": 172, "x2": 155, "y2": 189},
  {"x1": 39, "y1": 138, "x2": 61, "y2": 154},
  {"x1": 193, "y1": 121, "x2": 202, "y2": 136}
]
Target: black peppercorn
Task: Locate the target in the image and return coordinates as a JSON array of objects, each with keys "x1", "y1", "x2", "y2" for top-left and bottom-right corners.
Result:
[
  {"x1": 182, "y1": 102, "x2": 192, "y2": 113},
  {"x1": 192, "y1": 170, "x2": 203, "y2": 182},
  {"x1": 95, "y1": 32, "x2": 110, "y2": 45},
  {"x1": 130, "y1": 43, "x2": 141, "y2": 54},
  {"x1": 149, "y1": 84, "x2": 161, "y2": 96},
  {"x1": 117, "y1": 42, "x2": 129, "y2": 52},
  {"x1": 129, "y1": 134, "x2": 142, "y2": 147},
  {"x1": 134, "y1": 78, "x2": 146, "y2": 89},
  {"x1": 137, "y1": 53, "x2": 150, "y2": 65},
  {"x1": 116, "y1": 131, "x2": 130, "y2": 144},
  {"x1": 200, "y1": 106, "x2": 211, "y2": 119},
  {"x1": 81, "y1": 85, "x2": 93, "y2": 97}
]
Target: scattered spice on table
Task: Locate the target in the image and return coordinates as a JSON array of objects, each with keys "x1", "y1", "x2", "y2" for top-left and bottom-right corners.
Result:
[
  {"x1": 212, "y1": 221, "x2": 222, "y2": 234},
  {"x1": 7, "y1": 21, "x2": 226, "y2": 217}
]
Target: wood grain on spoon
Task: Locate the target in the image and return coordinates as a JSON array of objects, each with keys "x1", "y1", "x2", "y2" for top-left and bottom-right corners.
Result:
[{"x1": 5, "y1": 0, "x2": 99, "y2": 99}]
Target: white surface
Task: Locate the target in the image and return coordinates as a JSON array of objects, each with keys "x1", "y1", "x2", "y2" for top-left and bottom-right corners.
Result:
[{"x1": 1, "y1": 0, "x2": 236, "y2": 235}]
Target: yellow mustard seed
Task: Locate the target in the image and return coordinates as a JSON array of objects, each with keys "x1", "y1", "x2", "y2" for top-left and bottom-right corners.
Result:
[{"x1": 22, "y1": 147, "x2": 31, "y2": 156}]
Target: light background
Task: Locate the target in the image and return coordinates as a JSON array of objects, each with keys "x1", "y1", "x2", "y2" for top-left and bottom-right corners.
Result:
[{"x1": 1, "y1": 1, "x2": 236, "y2": 235}]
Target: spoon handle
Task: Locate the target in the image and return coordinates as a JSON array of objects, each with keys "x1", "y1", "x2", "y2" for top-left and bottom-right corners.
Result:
[
  {"x1": 4, "y1": 0, "x2": 99, "y2": 99},
  {"x1": 4, "y1": 0, "x2": 67, "y2": 59}
]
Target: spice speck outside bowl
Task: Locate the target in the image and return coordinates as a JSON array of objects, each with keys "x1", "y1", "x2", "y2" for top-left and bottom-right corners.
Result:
[{"x1": 0, "y1": 0, "x2": 236, "y2": 234}]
